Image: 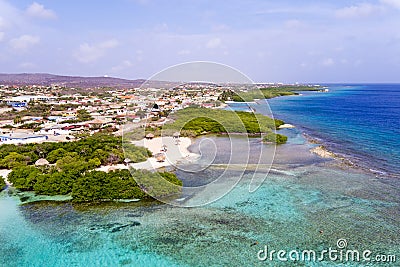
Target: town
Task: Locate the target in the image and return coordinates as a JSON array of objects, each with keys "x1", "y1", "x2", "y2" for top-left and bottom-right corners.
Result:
[
  {"x1": 0, "y1": 82, "x2": 231, "y2": 144},
  {"x1": 1, "y1": 79, "x2": 312, "y2": 145}
]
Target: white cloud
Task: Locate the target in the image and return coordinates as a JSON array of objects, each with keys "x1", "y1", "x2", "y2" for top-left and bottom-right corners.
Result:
[
  {"x1": 111, "y1": 60, "x2": 133, "y2": 72},
  {"x1": 74, "y1": 39, "x2": 119, "y2": 63},
  {"x1": 0, "y1": 2, "x2": 21, "y2": 30},
  {"x1": 322, "y1": 58, "x2": 335, "y2": 66},
  {"x1": 255, "y1": 6, "x2": 329, "y2": 16},
  {"x1": 335, "y1": 3, "x2": 385, "y2": 18},
  {"x1": 206, "y1": 37, "x2": 222, "y2": 49},
  {"x1": 0, "y1": 31, "x2": 4, "y2": 42},
  {"x1": 380, "y1": 0, "x2": 400, "y2": 9},
  {"x1": 9, "y1": 34, "x2": 40, "y2": 51},
  {"x1": 26, "y1": 2, "x2": 56, "y2": 19}
]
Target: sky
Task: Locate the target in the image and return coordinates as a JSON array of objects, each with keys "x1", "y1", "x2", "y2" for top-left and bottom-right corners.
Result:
[{"x1": 0, "y1": 0, "x2": 400, "y2": 83}]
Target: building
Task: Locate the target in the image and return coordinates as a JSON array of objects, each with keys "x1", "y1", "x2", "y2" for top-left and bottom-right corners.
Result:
[
  {"x1": 4, "y1": 95, "x2": 57, "y2": 107},
  {"x1": 0, "y1": 133, "x2": 48, "y2": 144}
]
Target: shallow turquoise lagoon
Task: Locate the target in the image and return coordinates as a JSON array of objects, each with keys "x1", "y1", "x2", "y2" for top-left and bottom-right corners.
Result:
[{"x1": 1, "y1": 135, "x2": 399, "y2": 266}]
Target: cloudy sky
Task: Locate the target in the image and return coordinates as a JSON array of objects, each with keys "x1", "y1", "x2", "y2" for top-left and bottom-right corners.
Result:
[{"x1": 0, "y1": 0, "x2": 400, "y2": 83}]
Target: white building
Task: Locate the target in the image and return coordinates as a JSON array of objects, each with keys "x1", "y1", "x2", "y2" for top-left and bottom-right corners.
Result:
[
  {"x1": 0, "y1": 133, "x2": 48, "y2": 144},
  {"x1": 4, "y1": 95, "x2": 58, "y2": 107}
]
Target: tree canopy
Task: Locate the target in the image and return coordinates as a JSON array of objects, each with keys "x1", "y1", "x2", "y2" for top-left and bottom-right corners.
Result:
[
  {"x1": 164, "y1": 107, "x2": 284, "y2": 136},
  {"x1": 263, "y1": 132, "x2": 288, "y2": 145},
  {"x1": 218, "y1": 86, "x2": 320, "y2": 102},
  {"x1": 0, "y1": 176, "x2": 5, "y2": 190},
  {"x1": 7, "y1": 166, "x2": 181, "y2": 202},
  {"x1": 3, "y1": 133, "x2": 181, "y2": 202},
  {"x1": 0, "y1": 133, "x2": 152, "y2": 169}
]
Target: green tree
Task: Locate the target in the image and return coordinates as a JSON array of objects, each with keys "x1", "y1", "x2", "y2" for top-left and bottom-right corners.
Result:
[
  {"x1": 13, "y1": 115, "x2": 22, "y2": 124},
  {"x1": 46, "y1": 148, "x2": 68, "y2": 163},
  {"x1": 88, "y1": 158, "x2": 102, "y2": 169},
  {"x1": 34, "y1": 172, "x2": 74, "y2": 195},
  {"x1": 91, "y1": 149, "x2": 109, "y2": 164},
  {"x1": 165, "y1": 107, "x2": 279, "y2": 135},
  {"x1": 263, "y1": 132, "x2": 288, "y2": 145},
  {"x1": 135, "y1": 110, "x2": 146, "y2": 119},
  {"x1": 0, "y1": 176, "x2": 5, "y2": 190},
  {"x1": 77, "y1": 109, "x2": 93, "y2": 122},
  {"x1": 8, "y1": 166, "x2": 42, "y2": 190},
  {"x1": 124, "y1": 143, "x2": 152, "y2": 163},
  {"x1": 56, "y1": 156, "x2": 90, "y2": 177},
  {"x1": 0, "y1": 152, "x2": 31, "y2": 169},
  {"x1": 72, "y1": 171, "x2": 111, "y2": 202}
]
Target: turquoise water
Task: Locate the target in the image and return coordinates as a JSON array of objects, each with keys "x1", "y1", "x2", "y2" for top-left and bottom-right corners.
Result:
[
  {"x1": 1, "y1": 134, "x2": 399, "y2": 266},
  {"x1": 1, "y1": 85, "x2": 400, "y2": 266},
  {"x1": 266, "y1": 84, "x2": 400, "y2": 178}
]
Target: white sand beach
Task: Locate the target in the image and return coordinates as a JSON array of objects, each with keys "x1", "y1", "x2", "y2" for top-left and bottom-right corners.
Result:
[
  {"x1": 278, "y1": 123, "x2": 295, "y2": 129},
  {"x1": 96, "y1": 136, "x2": 198, "y2": 172},
  {"x1": 130, "y1": 137, "x2": 198, "y2": 170},
  {"x1": 0, "y1": 169, "x2": 12, "y2": 186}
]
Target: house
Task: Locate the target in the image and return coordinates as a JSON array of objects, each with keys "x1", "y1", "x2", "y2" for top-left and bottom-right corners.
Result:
[
  {"x1": 39, "y1": 124, "x2": 70, "y2": 135},
  {"x1": 4, "y1": 95, "x2": 57, "y2": 107},
  {"x1": 145, "y1": 133, "x2": 155, "y2": 139},
  {"x1": 0, "y1": 133, "x2": 48, "y2": 144}
]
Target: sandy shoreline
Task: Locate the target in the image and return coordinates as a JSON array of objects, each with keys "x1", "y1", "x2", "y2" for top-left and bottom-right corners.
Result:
[
  {"x1": 0, "y1": 169, "x2": 12, "y2": 186},
  {"x1": 97, "y1": 137, "x2": 199, "y2": 172},
  {"x1": 278, "y1": 123, "x2": 295, "y2": 129},
  {"x1": 131, "y1": 137, "x2": 199, "y2": 170},
  {"x1": 0, "y1": 137, "x2": 198, "y2": 179},
  {"x1": 310, "y1": 145, "x2": 336, "y2": 158}
]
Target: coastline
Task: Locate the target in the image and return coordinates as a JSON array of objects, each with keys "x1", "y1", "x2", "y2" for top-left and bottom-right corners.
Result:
[
  {"x1": 272, "y1": 84, "x2": 400, "y2": 179},
  {"x1": 226, "y1": 97, "x2": 397, "y2": 179},
  {"x1": 95, "y1": 137, "x2": 198, "y2": 172},
  {"x1": 2, "y1": 99, "x2": 394, "y2": 206},
  {"x1": 130, "y1": 136, "x2": 199, "y2": 170},
  {"x1": 1, "y1": 136, "x2": 196, "y2": 204},
  {"x1": 310, "y1": 145, "x2": 336, "y2": 158},
  {"x1": 281, "y1": 122, "x2": 389, "y2": 179},
  {"x1": 303, "y1": 130, "x2": 395, "y2": 178},
  {"x1": 0, "y1": 169, "x2": 12, "y2": 186},
  {"x1": 1, "y1": 121, "x2": 399, "y2": 266}
]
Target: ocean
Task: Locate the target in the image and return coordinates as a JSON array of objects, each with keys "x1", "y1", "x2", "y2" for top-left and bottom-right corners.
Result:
[
  {"x1": 0, "y1": 84, "x2": 399, "y2": 266},
  {"x1": 266, "y1": 84, "x2": 400, "y2": 178}
]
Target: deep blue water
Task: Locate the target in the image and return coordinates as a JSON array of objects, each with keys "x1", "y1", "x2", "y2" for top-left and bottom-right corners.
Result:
[{"x1": 266, "y1": 84, "x2": 400, "y2": 177}]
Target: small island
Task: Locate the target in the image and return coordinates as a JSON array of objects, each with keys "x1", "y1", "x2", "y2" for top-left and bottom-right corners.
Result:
[
  {"x1": 161, "y1": 107, "x2": 288, "y2": 144},
  {"x1": 218, "y1": 85, "x2": 321, "y2": 102}
]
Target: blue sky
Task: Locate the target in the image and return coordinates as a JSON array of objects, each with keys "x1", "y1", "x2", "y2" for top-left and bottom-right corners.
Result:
[{"x1": 0, "y1": 0, "x2": 400, "y2": 83}]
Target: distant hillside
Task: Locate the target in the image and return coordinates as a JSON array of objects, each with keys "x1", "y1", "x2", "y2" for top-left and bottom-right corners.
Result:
[{"x1": 0, "y1": 73, "x2": 149, "y2": 89}]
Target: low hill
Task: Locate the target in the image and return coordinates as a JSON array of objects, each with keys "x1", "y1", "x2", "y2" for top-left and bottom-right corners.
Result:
[{"x1": 0, "y1": 73, "x2": 149, "y2": 88}]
